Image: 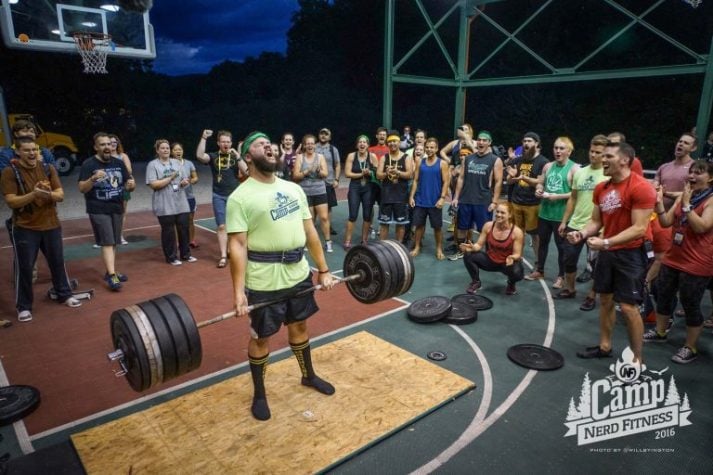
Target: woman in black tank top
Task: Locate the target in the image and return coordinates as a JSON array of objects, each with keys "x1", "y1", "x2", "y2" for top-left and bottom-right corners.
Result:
[{"x1": 343, "y1": 135, "x2": 378, "y2": 247}]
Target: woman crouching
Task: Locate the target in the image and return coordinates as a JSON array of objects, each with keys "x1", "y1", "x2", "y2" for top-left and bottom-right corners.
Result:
[{"x1": 460, "y1": 203, "x2": 524, "y2": 295}]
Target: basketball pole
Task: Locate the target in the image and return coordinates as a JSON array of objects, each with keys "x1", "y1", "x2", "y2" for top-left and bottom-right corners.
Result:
[{"x1": 0, "y1": 86, "x2": 11, "y2": 146}]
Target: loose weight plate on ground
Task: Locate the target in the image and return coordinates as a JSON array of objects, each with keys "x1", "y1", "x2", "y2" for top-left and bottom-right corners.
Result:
[
  {"x1": 452, "y1": 293, "x2": 493, "y2": 311},
  {"x1": 427, "y1": 351, "x2": 447, "y2": 361},
  {"x1": 442, "y1": 301, "x2": 477, "y2": 325},
  {"x1": 407, "y1": 296, "x2": 452, "y2": 323},
  {"x1": 0, "y1": 385, "x2": 41, "y2": 426},
  {"x1": 507, "y1": 344, "x2": 564, "y2": 371}
]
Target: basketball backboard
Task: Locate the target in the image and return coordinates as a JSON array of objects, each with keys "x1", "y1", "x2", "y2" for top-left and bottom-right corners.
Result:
[{"x1": 0, "y1": 0, "x2": 155, "y2": 59}]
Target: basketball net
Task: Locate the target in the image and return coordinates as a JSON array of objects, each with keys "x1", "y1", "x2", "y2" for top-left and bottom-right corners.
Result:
[
  {"x1": 73, "y1": 32, "x2": 112, "y2": 74},
  {"x1": 682, "y1": 0, "x2": 702, "y2": 7}
]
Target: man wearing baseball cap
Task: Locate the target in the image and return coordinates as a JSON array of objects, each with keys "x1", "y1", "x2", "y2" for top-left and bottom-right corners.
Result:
[
  {"x1": 316, "y1": 128, "x2": 341, "y2": 236},
  {"x1": 506, "y1": 131, "x2": 549, "y2": 265}
]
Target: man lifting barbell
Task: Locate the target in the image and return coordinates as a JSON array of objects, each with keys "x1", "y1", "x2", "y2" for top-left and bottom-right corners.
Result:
[{"x1": 227, "y1": 131, "x2": 336, "y2": 421}]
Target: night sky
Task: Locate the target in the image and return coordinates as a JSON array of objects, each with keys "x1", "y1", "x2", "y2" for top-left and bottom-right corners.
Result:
[{"x1": 149, "y1": 0, "x2": 300, "y2": 76}]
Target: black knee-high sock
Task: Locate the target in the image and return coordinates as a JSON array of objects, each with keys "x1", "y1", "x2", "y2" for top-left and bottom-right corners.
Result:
[
  {"x1": 290, "y1": 340, "x2": 335, "y2": 395},
  {"x1": 248, "y1": 354, "x2": 271, "y2": 420}
]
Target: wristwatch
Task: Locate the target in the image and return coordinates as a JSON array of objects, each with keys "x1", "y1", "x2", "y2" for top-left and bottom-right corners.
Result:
[
  {"x1": 603, "y1": 238, "x2": 611, "y2": 250},
  {"x1": 682, "y1": 205, "x2": 692, "y2": 214}
]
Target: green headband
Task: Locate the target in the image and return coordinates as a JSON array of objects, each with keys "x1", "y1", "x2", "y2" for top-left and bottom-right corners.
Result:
[
  {"x1": 477, "y1": 131, "x2": 492, "y2": 142},
  {"x1": 241, "y1": 132, "x2": 270, "y2": 157}
]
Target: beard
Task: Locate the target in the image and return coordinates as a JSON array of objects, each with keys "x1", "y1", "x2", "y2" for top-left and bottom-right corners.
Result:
[
  {"x1": 523, "y1": 146, "x2": 536, "y2": 160},
  {"x1": 252, "y1": 154, "x2": 278, "y2": 173}
]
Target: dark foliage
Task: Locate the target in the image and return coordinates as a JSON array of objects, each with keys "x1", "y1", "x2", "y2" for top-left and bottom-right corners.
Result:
[{"x1": 0, "y1": 0, "x2": 711, "y2": 166}]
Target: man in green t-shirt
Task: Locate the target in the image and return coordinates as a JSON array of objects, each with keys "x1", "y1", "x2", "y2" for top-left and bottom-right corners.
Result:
[
  {"x1": 526, "y1": 137, "x2": 578, "y2": 287},
  {"x1": 557, "y1": 135, "x2": 609, "y2": 302},
  {"x1": 226, "y1": 131, "x2": 336, "y2": 421}
]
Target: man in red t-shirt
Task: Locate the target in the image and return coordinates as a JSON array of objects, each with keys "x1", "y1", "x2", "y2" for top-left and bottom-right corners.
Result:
[{"x1": 567, "y1": 142, "x2": 656, "y2": 363}]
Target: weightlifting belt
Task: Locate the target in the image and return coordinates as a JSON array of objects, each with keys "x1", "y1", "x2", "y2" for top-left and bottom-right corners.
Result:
[{"x1": 247, "y1": 247, "x2": 304, "y2": 264}]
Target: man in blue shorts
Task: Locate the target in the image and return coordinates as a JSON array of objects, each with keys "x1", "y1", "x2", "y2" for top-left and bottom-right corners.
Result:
[
  {"x1": 450, "y1": 130, "x2": 504, "y2": 260},
  {"x1": 227, "y1": 131, "x2": 336, "y2": 421}
]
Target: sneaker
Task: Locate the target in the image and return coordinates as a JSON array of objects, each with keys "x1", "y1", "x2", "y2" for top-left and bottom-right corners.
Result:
[
  {"x1": 105, "y1": 272, "x2": 128, "y2": 283},
  {"x1": 576, "y1": 345, "x2": 612, "y2": 359},
  {"x1": 505, "y1": 281, "x2": 517, "y2": 295},
  {"x1": 17, "y1": 310, "x2": 32, "y2": 322},
  {"x1": 665, "y1": 317, "x2": 674, "y2": 333},
  {"x1": 552, "y1": 276, "x2": 564, "y2": 289},
  {"x1": 104, "y1": 273, "x2": 122, "y2": 291},
  {"x1": 524, "y1": 270, "x2": 544, "y2": 281},
  {"x1": 576, "y1": 269, "x2": 592, "y2": 283},
  {"x1": 671, "y1": 346, "x2": 697, "y2": 364},
  {"x1": 702, "y1": 316, "x2": 713, "y2": 328},
  {"x1": 120, "y1": 237, "x2": 129, "y2": 245},
  {"x1": 553, "y1": 289, "x2": 577, "y2": 299},
  {"x1": 643, "y1": 328, "x2": 667, "y2": 343},
  {"x1": 92, "y1": 244, "x2": 101, "y2": 249},
  {"x1": 466, "y1": 281, "x2": 482, "y2": 294},
  {"x1": 64, "y1": 297, "x2": 82, "y2": 308},
  {"x1": 447, "y1": 251, "x2": 464, "y2": 261},
  {"x1": 579, "y1": 296, "x2": 596, "y2": 311},
  {"x1": 325, "y1": 241, "x2": 334, "y2": 253},
  {"x1": 183, "y1": 256, "x2": 198, "y2": 263},
  {"x1": 169, "y1": 260, "x2": 183, "y2": 266}
]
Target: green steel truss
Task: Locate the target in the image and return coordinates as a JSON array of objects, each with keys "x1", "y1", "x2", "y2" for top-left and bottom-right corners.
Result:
[{"x1": 383, "y1": 0, "x2": 713, "y2": 147}]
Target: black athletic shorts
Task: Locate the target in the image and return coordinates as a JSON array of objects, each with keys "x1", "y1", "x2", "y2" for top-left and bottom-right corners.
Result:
[
  {"x1": 326, "y1": 185, "x2": 338, "y2": 208},
  {"x1": 412, "y1": 206, "x2": 443, "y2": 229},
  {"x1": 246, "y1": 273, "x2": 319, "y2": 338},
  {"x1": 306, "y1": 193, "x2": 328, "y2": 207},
  {"x1": 592, "y1": 248, "x2": 647, "y2": 305},
  {"x1": 378, "y1": 202, "x2": 409, "y2": 225}
]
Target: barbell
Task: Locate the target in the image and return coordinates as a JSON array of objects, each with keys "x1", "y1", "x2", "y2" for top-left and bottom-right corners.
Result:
[{"x1": 107, "y1": 240, "x2": 414, "y2": 392}]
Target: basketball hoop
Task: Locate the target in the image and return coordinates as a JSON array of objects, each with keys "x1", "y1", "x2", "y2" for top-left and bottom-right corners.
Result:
[{"x1": 72, "y1": 32, "x2": 112, "y2": 74}]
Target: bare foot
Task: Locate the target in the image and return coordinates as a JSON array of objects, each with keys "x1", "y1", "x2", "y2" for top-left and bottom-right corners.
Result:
[
  {"x1": 436, "y1": 250, "x2": 445, "y2": 260},
  {"x1": 410, "y1": 247, "x2": 420, "y2": 257}
]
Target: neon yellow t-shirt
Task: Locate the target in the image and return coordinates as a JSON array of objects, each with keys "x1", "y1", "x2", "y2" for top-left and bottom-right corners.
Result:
[
  {"x1": 568, "y1": 165, "x2": 608, "y2": 230},
  {"x1": 226, "y1": 177, "x2": 312, "y2": 291}
]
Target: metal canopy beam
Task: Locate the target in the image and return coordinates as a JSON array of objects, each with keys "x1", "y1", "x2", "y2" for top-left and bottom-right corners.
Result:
[{"x1": 383, "y1": 0, "x2": 712, "y2": 146}]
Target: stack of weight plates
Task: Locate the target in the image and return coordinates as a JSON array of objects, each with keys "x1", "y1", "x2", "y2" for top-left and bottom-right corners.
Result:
[{"x1": 406, "y1": 294, "x2": 494, "y2": 325}]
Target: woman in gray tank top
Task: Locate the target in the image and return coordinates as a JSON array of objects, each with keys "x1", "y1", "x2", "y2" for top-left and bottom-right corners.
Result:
[{"x1": 293, "y1": 134, "x2": 333, "y2": 252}]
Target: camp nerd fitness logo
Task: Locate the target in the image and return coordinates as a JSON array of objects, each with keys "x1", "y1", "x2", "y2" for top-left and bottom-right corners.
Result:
[
  {"x1": 564, "y1": 347, "x2": 692, "y2": 446},
  {"x1": 269, "y1": 192, "x2": 300, "y2": 221}
]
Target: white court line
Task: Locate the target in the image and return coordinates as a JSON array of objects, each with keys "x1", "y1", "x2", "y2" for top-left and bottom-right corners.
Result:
[
  {"x1": 194, "y1": 219, "x2": 217, "y2": 235},
  {"x1": 413, "y1": 258, "x2": 556, "y2": 474},
  {"x1": 0, "y1": 224, "x2": 161, "y2": 250},
  {"x1": 30, "y1": 296, "x2": 410, "y2": 441}
]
